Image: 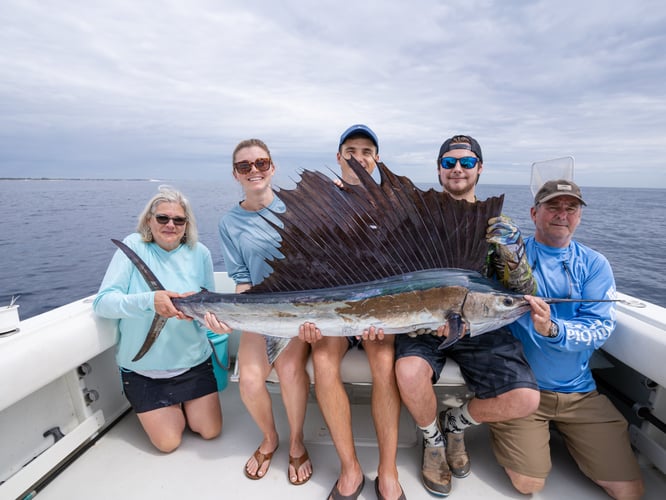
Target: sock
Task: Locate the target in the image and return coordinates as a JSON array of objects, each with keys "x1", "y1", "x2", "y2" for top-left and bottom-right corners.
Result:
[
  {"x1": 443, "y1": 402, "x2": 479, "y2": 434},
  {"x1": 419, "y1": 419, "x2": 444, "y2": 448}
]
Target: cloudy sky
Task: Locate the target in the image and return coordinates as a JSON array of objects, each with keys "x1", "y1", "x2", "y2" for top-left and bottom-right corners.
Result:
[{"x1": 2, "y1": 0, "x2": 665, "y2": 188}]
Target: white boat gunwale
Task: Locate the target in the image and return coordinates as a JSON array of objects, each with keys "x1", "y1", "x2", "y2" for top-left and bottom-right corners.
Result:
[{"x1": 2, "y1": 272, "x2": 665, "y2": 499}]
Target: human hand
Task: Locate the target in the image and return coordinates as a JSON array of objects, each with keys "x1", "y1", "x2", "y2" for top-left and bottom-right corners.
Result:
[
  {"x1": 361, "y1": 326, "x2": 385, "y2": 341},
  {"x1": 299, "y1": 322, "x2": 322, "y2": 344},
  {"x1": 154, "y1": 290, "x2": 189, "y2": 320},
  {"x1": 486, "y1": 216, "x2": 536, "y2": 294},
  {"x1": 434, "y1": 322, "x2": 467, "y2": 339},
  {"x1": 204, "y1": 312, "x2": 233, "y2": 334},
  {"x1": 524, "y1": 295, "x2": 552, "y2": 336},
  {"x1": 487, "y1": 215, "x2": 521, "y2": 246}
]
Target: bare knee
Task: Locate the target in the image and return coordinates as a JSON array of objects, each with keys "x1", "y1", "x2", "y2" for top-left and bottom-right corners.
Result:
[
  {"x1": 596, "y1": 478, "x2": 644, "y2": 500},
  {"x1": 499, "y1": 388, "x2": 540, "y2": 420},
  {"x1": 190, "y1": 415, "x2": 222, "y2": 440},
  {"x1": 395, "y1": 357, "x2": 430, "y2": 392},
  {"x1": 150, "y1": 432, "x2": 183, "y2": 453},
  {"x1": 365, "y1": 345, "x2": 395, "y2": 379},
  {"x1": 522, "y1": 389, "x2": 541, "y2": 416},
  {"x1": 311, "y1": 342, "x2": 343, "y2": 380},
  {"x1": 239, "y1": 367, "x2": 268, "y2": 398},
  {"x1": 505, "y1": 467, "x2": 545, "y2": 494},
  {"x1": 196, "y1": 423, "x2": 222, "y2": 440},
  {"x1": 274, "y1": 355, "x2": 308, "y2": 383}
]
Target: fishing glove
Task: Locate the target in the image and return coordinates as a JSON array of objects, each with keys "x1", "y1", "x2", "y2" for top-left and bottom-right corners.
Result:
[{"x1": 486, "y1": 215, "x2": 537, "y2": 295}]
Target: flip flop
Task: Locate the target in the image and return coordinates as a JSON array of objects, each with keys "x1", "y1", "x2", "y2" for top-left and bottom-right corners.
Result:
[
  {"x1": 374, "y1": 476, "x2": 406, "y2": 500},
  {"x1": 288, "y1": 449, "x2": 313, "y2": 485},
  {"x1": 244, "y1": 444, "x2": 278, "y2": 480},
  {"x1": 328, "y1": 475, "x2": 365, "y2": 500}
]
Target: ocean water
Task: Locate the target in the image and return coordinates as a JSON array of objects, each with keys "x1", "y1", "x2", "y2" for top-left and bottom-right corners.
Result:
[{"x1": 1, "y1": 178, "x2": 664, "y2": 320}]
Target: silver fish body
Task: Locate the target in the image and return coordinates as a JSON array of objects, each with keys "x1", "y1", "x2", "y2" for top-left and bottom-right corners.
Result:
[{"x1": 174, "y1": 268, "x2": 531, "y2": 339}]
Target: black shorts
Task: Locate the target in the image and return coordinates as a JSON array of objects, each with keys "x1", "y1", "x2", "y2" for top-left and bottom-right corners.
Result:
[
  {"x1": 395, "y1": 328, "x2": 537, "y2": 399},
  {"x1": 121, "y1": 357, "x2": 218, "y2": 413}
]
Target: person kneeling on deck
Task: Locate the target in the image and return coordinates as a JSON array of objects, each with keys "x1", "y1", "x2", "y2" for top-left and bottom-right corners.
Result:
[
  {"x1": 94, "y1": 186, "x2": 222, "y2": 453},
  {"x1": 394, "y1": 135, "x2": 540, "y2": 497},
  {"x1": 300, "y1": 125, "x2": 405, "y2": 500},
  {"x1": 488, "y1": 180, "x2": 644, "y2": 499}
]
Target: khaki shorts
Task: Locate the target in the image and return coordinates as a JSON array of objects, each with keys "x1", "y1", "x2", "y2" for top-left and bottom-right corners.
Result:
[{"x1": 489, "y1": 390, "x2": 641, "y2": 481}]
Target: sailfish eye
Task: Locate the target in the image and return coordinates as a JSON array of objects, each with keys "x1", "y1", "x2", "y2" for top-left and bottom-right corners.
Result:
[{"x1": 503, "y1": 297, "x2": 514, "y2": 307}]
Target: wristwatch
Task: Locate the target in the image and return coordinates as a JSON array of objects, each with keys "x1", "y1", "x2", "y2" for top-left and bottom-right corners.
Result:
[{"x1": 547, "y1": 321, "x2": 559, "y2": 338}]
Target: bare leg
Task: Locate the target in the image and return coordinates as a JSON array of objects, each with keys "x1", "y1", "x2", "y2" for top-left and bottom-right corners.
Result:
[
  {"x1": 238, "y1": 331, "x2": 279, "y2": 477},
  {"x1": 504, "y1": 467, "x2": 546, "y2": 494},
  {"x1": 136, "y1": 404, "x2": 187, "y2": 453},
  {"x1": 395, "y1": 355, "x2": 438, "y2": 427},
  {"x1": 505, "y1": 468, "x2": 645, "y2": 499},
  {"x1": 183, "y1": 392, "x2": 222, "y2": 439},
  {"x1": 596, "y1": 478, "x2": 644, "y2": 500},
  {"x1": 273, "y1": 338, "x2": 312, "y2": 483},
  {"x1": 467, "y1": 388, "x2": 540, "y2": 423},
  {"x1": 364, "y1": 337, "x2": 403, "y2": 499},
  {"x1": 311, "y1": 337, "x2": 364, "y2": 497}
]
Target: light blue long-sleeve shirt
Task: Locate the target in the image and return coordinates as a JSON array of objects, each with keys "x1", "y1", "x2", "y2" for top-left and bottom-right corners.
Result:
[
  {"x1": 218, "y1": 197, "x2": 285, "y2": 286},
  {"x1": 509, "y1": 237, "x2": 617, "y2": 392},
  {"x1": 93, "y1": 233, "x2": 215, "y2": 371}
]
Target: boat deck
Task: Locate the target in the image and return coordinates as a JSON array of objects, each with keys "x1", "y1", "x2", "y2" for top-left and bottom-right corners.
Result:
[{"x1": 33, "y1": 381, "x2": 664, "y2": 500}]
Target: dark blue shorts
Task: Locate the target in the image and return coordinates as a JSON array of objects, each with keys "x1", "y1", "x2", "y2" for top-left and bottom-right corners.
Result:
[
  {"x1": 395, "y1": 329, "x2": 537, "y2": 399},
  {"x1": 347, "y1": 336, "x2": 362, "y2": 349},
  {"x1": 121, "y1": 357, "x2": 218, "y2": 413}
]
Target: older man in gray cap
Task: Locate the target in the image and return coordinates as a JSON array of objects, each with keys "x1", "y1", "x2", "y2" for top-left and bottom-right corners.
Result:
[{"x1": 489, "y1": 179, "x2": 644, "y2": 499}]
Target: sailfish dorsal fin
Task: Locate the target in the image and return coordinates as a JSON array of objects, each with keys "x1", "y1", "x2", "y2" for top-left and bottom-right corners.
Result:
[{"x1": 249, "y1": 157, "x2": 504, "y2": 293}]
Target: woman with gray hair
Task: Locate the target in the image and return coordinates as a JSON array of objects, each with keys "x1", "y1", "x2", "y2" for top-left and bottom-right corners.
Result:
[{"x1": 94, "y1": 185, "x2": 222, "y2": 453}]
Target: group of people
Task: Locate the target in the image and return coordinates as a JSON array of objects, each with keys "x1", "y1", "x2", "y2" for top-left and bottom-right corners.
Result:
[{"x1": 93, "y1": 125, "x2": 644, "y2": 500}]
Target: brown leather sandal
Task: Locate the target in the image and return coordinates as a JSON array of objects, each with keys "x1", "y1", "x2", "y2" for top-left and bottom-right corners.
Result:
[
  {"x1": 288, "y1": 449, "x2": 312, "y2": 485},
  {"x1": 244, "y1": 445, "x2": 278, "y2": 480}
]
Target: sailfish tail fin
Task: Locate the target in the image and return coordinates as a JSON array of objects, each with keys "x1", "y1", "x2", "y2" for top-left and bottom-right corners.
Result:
[{"x1": 111, "y1": 238, "x2": 168, "y2": 361}]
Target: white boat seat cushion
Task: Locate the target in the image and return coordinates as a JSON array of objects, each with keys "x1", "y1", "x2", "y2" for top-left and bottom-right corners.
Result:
[{"x1": 263, "y1": 347, "x2": 466, "y2": 386}]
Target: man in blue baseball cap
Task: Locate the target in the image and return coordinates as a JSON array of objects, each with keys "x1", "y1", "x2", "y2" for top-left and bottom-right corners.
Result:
[
  {"x1": 336, "y1": 124, "x2": 381, "y2": 184},
  {"x1": 300, "y1": 124, "x2": 405, "y2": 500}
]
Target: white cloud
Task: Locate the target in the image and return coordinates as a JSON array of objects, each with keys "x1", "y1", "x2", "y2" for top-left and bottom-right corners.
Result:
[{"x1": 1, "y1": 0, "x2": 665, "y2": 188}]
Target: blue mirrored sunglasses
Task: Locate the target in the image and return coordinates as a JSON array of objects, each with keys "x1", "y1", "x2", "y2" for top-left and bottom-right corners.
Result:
[{"x1": 439, "y1": 156, "x2": 479, "y2": 170}]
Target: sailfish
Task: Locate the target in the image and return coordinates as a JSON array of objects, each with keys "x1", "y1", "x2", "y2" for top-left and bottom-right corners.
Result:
[{"x1": 113, "y1": 158, "x2": 618, "y2": 361}]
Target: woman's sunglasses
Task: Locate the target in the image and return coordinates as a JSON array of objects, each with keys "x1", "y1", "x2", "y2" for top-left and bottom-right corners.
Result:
[
  {"x1": 233, "y1": 157, "x2": 272, "y2": 175},
  {"x1": 439, "y1": 157, "x2": 479, "y2": 170},
  {"x1": 154, "y1": 214, "x2": 188, "y2": 226}
]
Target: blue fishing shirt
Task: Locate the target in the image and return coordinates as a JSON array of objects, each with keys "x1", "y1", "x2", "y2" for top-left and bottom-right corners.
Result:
[
  {"x1": 218, "y1": 197, "x2": 285, "y2": 286},
  {"x1": 509, "y1": 237, "x2": 617, "y2": 393},
  {"x1": 93, "y1": 233, "x2": 215, "y2": 371}
]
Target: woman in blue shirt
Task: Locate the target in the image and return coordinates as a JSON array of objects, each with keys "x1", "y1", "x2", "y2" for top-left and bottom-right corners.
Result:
[
  {"x1": 209, "y1": 139, "x2": 313, "y2": 485},
  {"x1": 94, "y1": 185, "x2": 222, "y2": 453}
]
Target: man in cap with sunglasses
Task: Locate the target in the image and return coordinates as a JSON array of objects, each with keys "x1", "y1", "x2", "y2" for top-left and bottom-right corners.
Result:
[
  {"x1": 488, "y1": 180, "x2": 644, "y2": 499},
  {"x1": 394, "y1": 135, "x2": 540, "y2": 496},
  {"x1": 299, "y1": 124, "x2": 405, "y2": 500}
]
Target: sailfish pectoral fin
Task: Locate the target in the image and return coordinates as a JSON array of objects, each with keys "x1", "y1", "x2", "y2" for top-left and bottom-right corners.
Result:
[
  {"x1": 437, "y1": 314, "x2": 465, "y2": 350},
  {"x1": 132, "y1": 313, "x2": 169, "y2": 361}
]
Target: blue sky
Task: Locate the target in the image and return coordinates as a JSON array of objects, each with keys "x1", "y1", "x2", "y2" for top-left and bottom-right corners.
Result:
[{"x1": 1, "y1": 0, "x2": 665, "y2": 188}]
